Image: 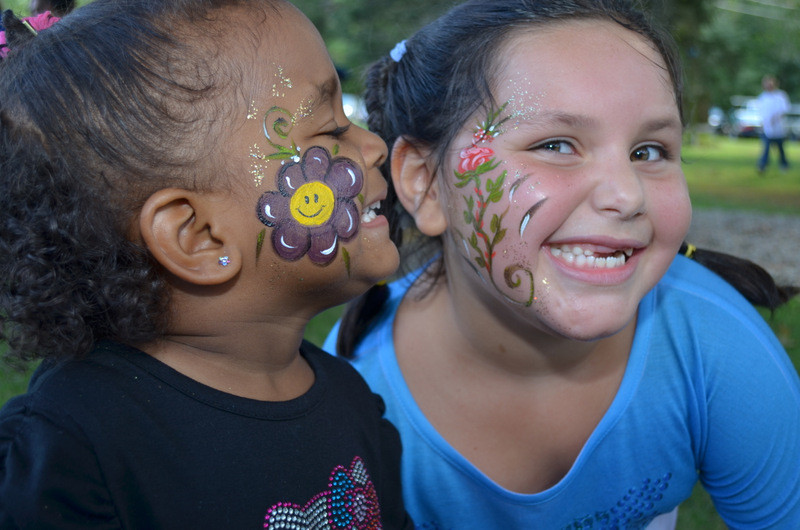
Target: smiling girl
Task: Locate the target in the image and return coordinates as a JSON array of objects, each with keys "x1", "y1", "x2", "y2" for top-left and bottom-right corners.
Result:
[{"x1": 326, "y1": 0, "x2": 800, "y2": 527}]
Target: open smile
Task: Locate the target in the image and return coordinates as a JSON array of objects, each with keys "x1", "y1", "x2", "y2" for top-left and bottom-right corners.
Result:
[
  {"x1": 361, "y1": 201, "x2": 381, "y2": 224},
  {"x1": 550, "y1": 244, "x2": 635, "y2": 269}
]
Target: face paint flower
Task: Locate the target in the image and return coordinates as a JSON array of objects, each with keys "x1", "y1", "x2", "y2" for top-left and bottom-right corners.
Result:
[
  {"x1": 257, "y1": 146, "x2": 363, "y2": 264},
  {"x1": 458, "y1": 146, "x2": 495, "y2": 174}
]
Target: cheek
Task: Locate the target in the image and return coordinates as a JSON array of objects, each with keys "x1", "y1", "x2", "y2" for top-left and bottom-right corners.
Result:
[
  {"x1": 444, "y1": 169, "x2": 555, "y2": 308},
  {"x1": 650, "y1": 179, "x2": 692, "y2": 246}
]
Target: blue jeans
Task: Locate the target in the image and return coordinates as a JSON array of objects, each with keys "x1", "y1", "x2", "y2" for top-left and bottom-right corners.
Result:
[{"x1": 758, "y1": 135, "x2": 789, "y2": 171}]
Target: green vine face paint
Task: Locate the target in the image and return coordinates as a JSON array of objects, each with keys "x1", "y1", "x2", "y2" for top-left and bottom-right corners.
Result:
[
  {"x1": 217, "y1": 5, "x2": 397, "y2": 302},
  {"x1": 441, "y1": 21, "x2": 689, "y2": 341},
  {"x1": 452, "y1": 101, "x2": 537, "y2": 306},
  {"x1": 250, "y1": 91, "x2": 364, "y2": 268}
]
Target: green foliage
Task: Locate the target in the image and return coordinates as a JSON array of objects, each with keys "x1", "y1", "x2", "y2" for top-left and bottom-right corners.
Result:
[
  {"x1": 5, "y1": 0, "x2": 797, "y2": 123},
  {"x1": 291, "y1": 0, "x2": 453, "y2": 93},
  {"x1": 682, "y1": 134, "x2": 800, "y2": 213}
]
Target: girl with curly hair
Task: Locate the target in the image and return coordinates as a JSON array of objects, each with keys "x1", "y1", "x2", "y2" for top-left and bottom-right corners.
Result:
[{"x1": 0, "y1": 1, "x2": 411, "y2": 527}]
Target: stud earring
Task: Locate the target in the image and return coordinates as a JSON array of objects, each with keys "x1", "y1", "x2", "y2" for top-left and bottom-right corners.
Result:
[{"x1": 218, "y1": 256, "x2": 231, "y2": 267}]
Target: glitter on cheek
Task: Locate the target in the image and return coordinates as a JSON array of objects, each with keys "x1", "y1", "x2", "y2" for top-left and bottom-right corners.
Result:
[{"x1": 249, "y1": 143, "x2": 267, "y2": 186}]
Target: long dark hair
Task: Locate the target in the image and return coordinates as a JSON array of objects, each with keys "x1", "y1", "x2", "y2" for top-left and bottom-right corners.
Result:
[
  {"x1": 337, "y1": 0, "x2": 797, "y2": 357},
  {"x1": 0, "y1": 0, "x2": 281, "y2": 363}
]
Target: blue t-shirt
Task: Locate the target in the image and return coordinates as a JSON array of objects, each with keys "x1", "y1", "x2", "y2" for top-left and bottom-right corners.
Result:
[{"x1": 325, "y1": 256, "x2": 800, "y2": 529}]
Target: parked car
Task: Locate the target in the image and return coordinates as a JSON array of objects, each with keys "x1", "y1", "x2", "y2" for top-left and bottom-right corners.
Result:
[
  {"x1": 342, "y1": 93, "x2": 367, "y2": 125},
  {"x1": 730, "y1": 98, "x2": 762, "y2": 138},
  {"x1": 721, "y1": 96, "x2": 800, "y2": 140},
  {"x1": 786, "y1": 104, "x2": 800, "y2": 140},
  {"x1": 707, "y1": 106, "x2": 731, "y2": 135}
]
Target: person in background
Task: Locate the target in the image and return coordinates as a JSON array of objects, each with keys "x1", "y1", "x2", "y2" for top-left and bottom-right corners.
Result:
[
  {"x1": 29, "y1": 0, "x2": 74, "y2": 17},
  {"x1": 326, "y1": 0, "x2": 800, "y2": 528},
  {"x1": 757, "y1": 74, "x2": 791, "y2": 174},
  {"x1": 0, "y1": 0, "x2": 412, "y2": 527}
]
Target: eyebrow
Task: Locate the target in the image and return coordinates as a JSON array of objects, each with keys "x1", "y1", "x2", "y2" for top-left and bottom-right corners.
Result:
[
  {"x1": 520, "y1": 111, "x2": 682, "y2": 134},
  {"x1": 297, "y1": 76, "x2": 340, "y2": 122}
]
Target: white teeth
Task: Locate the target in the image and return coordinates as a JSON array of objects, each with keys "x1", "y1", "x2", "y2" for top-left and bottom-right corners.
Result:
[
  {"x1": 361, "y1": 201, "x2": 380, "y2": 224},
  {"x1": 550, "y1": 244, "x2": 633, "y2": 269}
]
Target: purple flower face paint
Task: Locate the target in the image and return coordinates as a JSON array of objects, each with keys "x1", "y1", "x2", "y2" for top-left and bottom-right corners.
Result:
[{"x1": 256, "y1": 145, "x2": 363, "y2": 265}]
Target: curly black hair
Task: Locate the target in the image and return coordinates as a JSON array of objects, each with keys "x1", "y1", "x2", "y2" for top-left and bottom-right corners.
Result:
[{"x1": 0, "y1": 0, "x2": 281, "y2": 363}]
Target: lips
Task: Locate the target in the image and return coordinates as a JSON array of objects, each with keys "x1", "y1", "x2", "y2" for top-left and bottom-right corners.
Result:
[{"x1": 550, "y1": 244, "x2": 634, "y2": 269}]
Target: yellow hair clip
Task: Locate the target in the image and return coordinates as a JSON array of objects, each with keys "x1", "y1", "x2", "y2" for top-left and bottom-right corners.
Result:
[
  {"x1": 21, "y1": 20, "x2": 39, "y2": 36},
  {"x1": 683, "y1": 243, "x2": 696, "y2": 259}
]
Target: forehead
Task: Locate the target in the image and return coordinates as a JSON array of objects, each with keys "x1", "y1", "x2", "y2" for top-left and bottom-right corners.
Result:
[
  {"x1": 495, "y1": 19, "x2": 675, "y2": 109},
  {"x1": 234, "y1": 4, "x2": 337, "y2": 106}
]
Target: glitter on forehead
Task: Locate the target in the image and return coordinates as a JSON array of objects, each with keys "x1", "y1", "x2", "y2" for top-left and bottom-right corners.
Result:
[
  {"x1": 272, "y1": 65, "x2": 293, "y2": 98},
  {"x1": 296, "y1": 96, "x2": 314, "y2": 120},
  {"x1": 247, "y1": 101, "x2": 259, "y2": 121},
  {"x1": 505, "y1": 75, "x2": 544, "y2": 127}
]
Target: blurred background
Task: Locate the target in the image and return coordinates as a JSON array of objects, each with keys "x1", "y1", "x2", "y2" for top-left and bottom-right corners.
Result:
[{"x1": 4, "y1": 0, "x2": 799, "y2": 127}]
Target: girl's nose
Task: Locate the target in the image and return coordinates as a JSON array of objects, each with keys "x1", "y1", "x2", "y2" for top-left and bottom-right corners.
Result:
[
  {"x1": 590, "y1": 158, "x2": 646, "y2": 220},
  {"x1": 356, "y1": 125, "x2": 388, "y2": 169}
]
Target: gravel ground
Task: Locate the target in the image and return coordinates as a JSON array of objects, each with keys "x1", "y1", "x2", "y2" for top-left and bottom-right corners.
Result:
[{"x1": 687, "y1": 208, "x2": 800, "y2": 286}]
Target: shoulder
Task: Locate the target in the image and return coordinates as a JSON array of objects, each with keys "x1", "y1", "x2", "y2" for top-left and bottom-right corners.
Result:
[
  {"x1": 643, "y1": 256, "x2": 789, "y2": 371},
  {"x1": 645, "y1": 256, "x2": 795, "y2": 379},
  {"x1": 655, "y1": 256, "x2": 770, "y2": 322},
  {"x1": 301, "y1": 339, "x2": 385, "y2": 407},
  {"x1": 323, "y1": 266, "x2": 423, "y2": 359},
  {"x1": 302, "y1": 339, "x2": 364, "y2": 379}
]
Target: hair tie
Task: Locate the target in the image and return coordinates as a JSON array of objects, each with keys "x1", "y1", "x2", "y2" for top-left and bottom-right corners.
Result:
[
  {"x1": 389, "y1": 40, "x2": 407, "y2": 62},
  {"x1": 683, "y1": 243, "x2": 696, "y2": 259}
]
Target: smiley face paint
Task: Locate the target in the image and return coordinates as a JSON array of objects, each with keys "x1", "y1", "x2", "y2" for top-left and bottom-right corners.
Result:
[
  {"x1": 290, "y1": 181, "x2": 335, "y2": 226},
  {"x1": 256, "y1": 146, "x2": 363, "y2": 265}
]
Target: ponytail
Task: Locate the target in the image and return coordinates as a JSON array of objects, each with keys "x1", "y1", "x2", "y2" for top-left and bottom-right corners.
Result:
[
  {"x1": 680, "y1": 242, "x2": 798, "y2": 311},
  {"x1": 337, "y1": 284, "x2": 391, "y2": 359},
  {"x1": 0, "y1": 10, "x2": 60, "y2": 59}
]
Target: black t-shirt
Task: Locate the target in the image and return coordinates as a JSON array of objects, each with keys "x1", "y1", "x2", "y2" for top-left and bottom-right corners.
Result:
[{"x1": 0, "y1": 340, "x2": 412, "y2": 529}]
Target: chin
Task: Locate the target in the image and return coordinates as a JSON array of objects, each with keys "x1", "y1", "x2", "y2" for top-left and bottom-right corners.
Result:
[{"x1": 536, "y1": 298, "x2": 638, "y2": 342}]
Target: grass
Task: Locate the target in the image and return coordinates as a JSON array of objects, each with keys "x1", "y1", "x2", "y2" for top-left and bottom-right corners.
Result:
[
  {"x1": 682, "y1": 133, "x2": 800, "y2": 213},
  {"x1": 1, "y1": 135, "x2": 798, "y2": 527}
]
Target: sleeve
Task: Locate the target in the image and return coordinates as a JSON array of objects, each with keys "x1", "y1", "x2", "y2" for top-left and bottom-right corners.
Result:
[
  {"x1": 0, "y1": 397, "x2": 120, "y2": 529},
  {"x1": 697, "y1": 315, "x2": 800, "y2": 528}
]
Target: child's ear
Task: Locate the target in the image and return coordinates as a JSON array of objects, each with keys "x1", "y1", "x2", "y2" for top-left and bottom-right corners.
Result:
[
  {"x1": 391, "y1": 136, "x2": 448, "y2": 237},
  {"x1": 138, "y1": 188, "x2": 242, "y2": 285}
]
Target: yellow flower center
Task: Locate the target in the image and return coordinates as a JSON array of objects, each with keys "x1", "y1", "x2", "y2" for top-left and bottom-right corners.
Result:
[{"x1": 290, "y1": 181, "x2": 335, "y2": 226}]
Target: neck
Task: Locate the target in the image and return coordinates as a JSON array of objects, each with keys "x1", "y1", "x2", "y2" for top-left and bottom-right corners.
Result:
[
  {"x1": 398, "y1": 266, "x2": 635, "y2": 380},
  {"x1": 139, "y1": 304, "x2": 315, "y2": 402}
]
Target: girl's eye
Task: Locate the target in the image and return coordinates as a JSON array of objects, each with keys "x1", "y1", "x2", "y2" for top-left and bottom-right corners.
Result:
[
  {"x1": 534, "y1": 140, "x2": 575, "y2": 154},
  {"x1": 631, "y1": 145, "x2": 667, "y2": 161},
  {"x1": 326, "y1": 124, "x2": 350, "y2": 139}
]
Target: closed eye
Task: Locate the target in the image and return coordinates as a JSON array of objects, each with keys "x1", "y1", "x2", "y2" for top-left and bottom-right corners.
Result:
[{"x1": 326, "y1": 123, "x2": 351, "y2": 139}]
